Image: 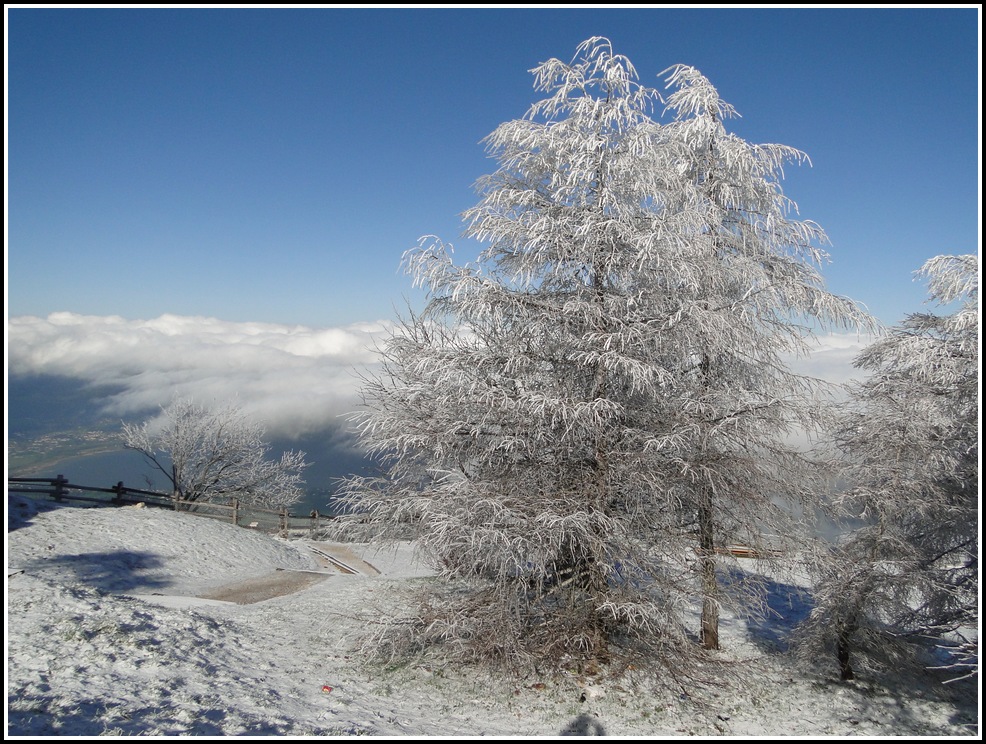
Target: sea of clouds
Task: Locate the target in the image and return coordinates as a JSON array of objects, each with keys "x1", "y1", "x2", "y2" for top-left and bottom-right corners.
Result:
[
  {"x1": 7, "y1": 312, "x2": 393, "y2": 439},
  {"x1": 7, "y1": 311, "x2": 878, "y2": 441}
]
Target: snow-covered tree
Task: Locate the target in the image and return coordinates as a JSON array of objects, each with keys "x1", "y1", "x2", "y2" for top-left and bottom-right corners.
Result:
[
  {"x1": 123, "y1": 396, "x2": 309, "y2": 509},
  {"x1": 797, "y1": 254, "x2": 979, "y2": 681},
  {"x1": 647, "y1": 63, "x2": 878, "y2": 649},
  {"x1": 339, "y1": 38, "x2": 870, "y2": 671}
]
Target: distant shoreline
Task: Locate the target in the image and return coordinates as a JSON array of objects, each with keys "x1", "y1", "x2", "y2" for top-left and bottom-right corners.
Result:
[{"x1": 7, "y1": 443, "x2": 123, "y2": 478}]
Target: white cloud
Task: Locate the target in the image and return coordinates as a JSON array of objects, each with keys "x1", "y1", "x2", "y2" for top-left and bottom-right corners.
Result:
[
  {"x1": 7, "y1": 313, "x2": 392, "y2": 438},
  {"x1": 785, "y1": 331, "x2": 880, "y2": 387},
  {"x1": 7, "y1": 314, "x2": 879, "y2": 441}
]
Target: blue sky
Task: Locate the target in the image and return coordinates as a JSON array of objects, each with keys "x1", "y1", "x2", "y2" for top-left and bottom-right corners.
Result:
[{"x1": 7, "y1": 7, "x2": 981, "y2": 329}]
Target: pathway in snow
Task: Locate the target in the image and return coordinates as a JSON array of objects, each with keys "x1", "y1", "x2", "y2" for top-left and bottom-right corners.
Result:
[{"x1": 193, "y1": 542, "x2": 381, "y2": 604}]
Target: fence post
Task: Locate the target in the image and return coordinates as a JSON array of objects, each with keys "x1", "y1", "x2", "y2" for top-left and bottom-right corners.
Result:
[
  {"x1": 112, "y1": 481, "x2": 126, "y2": 505},
  {"x1": 232, "y1": 499, "x2": 239, "y2": 526},
  {"x1": 53, "y1": 474, "x2": 68, "y2": 502},
  {"x1": 280, "y1": 507, "x2": 287, "y2": 535}
]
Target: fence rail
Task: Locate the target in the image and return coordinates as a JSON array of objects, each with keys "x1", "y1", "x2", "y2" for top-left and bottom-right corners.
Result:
[{"x1": 7, "y1": 475, "x2": 328, "y2": 535}]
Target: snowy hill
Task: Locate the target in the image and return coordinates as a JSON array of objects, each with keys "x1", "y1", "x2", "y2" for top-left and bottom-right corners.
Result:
[{"x1": 6, "y1": 496, "x2": 978, "y2": 737}]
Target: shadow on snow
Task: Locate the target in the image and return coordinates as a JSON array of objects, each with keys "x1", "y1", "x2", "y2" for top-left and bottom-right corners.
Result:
[
  {"x1": 718, "y1": 565, "x2": 814, "y2": 654},
  {"x1": 21, "y1": 550, "x2": 172, "y2": 594}
]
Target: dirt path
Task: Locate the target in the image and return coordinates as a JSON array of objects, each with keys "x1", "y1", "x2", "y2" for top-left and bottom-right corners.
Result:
[
  {"x1": 197, "y1": 569, "x2": 331, "y2": 605},
  {"x1": 194, "y1": 542, "x2": 380, "y2": 605}
]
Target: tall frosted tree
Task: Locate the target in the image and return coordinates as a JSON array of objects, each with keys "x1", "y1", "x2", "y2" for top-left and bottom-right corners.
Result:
[
  {"x1": 650, "y1": 64, "x2": 875, "y2": 648},
  {"x1": 797, "y1": 254, "x2": 978, "y2": 681},
  {"x1": 339, "y1": 38, "x2": 870, "y2": 671}
]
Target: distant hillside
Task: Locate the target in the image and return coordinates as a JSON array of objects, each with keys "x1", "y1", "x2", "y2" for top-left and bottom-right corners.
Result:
[
  {"x1": 7, "y1": 372, "x2": 376, "y2": 514},
  {"x1": 7, "y1": 373, "x2": 127, "y2": 438}
]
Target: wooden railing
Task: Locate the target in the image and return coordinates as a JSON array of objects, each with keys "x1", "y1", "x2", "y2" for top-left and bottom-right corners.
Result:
[{"x1": 7, "y1": 475, "x2": 328, "y2": 535}]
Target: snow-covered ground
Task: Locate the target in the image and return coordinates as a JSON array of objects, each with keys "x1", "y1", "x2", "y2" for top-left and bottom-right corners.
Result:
[{"x1": 6, "y1": 495, "x2": 979, "y2": 737}]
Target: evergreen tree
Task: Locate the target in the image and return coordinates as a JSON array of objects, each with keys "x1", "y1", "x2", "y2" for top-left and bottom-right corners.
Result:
[
  {"x1": 797, "y1": 254, "x2": 978, "y2": 681},
  {"x1": 340, "y1": 38, "x2": 870, "y2": 670}
]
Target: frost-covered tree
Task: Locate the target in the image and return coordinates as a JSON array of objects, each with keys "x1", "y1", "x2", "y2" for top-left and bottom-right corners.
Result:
[
  {"x1": 646, "y1": 63, "x2": 877, "y2": 649},
  {"x1": 339, "y1": 38, "x2": 870, "y2": 671},
  {"x1": 123, "y1": 396, "x2": 309, "y2": 509},
  {"x1": 797, "y1": 255, "x2": 979, "y2": 681}
]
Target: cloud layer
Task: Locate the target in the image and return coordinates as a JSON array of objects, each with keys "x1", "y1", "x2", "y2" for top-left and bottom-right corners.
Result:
[
  {"x1": 8, "y1": 312, "x2": 877, "y2": 440},
  {"x1": 784, "y1": 330, "x2": 877, "y2": 388},
  {"x1": 7, "y1": 313, "x2": 392, "y2": 439}
]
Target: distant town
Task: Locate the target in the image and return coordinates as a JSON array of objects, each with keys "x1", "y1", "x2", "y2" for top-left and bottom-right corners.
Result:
[{"x1": 7, "y1": 428, "x2": 121, "y2": 475}]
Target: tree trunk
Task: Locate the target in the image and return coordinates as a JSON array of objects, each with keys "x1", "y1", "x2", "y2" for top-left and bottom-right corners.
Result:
[
  {"x1": 836, "y1": 616, "x2": 858, "y2": 681},
  {"x1": 698, "y1": 489, "x2": 720, "y2": 650},
  {"x1": 836, "y1": 632, "x2": 855, "y2": 681}
]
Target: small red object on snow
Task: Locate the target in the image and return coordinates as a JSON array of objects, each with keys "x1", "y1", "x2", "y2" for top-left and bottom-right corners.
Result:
[{"x1": 321, "y1": 685, "x2": 333, "y2": 693}]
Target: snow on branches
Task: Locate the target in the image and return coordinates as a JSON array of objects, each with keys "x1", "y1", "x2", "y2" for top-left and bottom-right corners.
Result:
[
  {"x1": 796, "y1": 254, "x2": 978, "y2": 681},
  {"x1": 123, "y1": 396, "x2": 309, "y2": 510},
  {"x1": 338, "y1": 37, "x2": 873, "y2": 672}
]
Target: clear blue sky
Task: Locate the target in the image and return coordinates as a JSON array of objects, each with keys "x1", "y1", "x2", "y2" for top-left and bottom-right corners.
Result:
[{"x1": 7, "y1": 7, "x2": 981, "y2": 328}]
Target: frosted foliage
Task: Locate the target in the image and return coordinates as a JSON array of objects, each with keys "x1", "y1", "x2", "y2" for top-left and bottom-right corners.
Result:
[
  {"x1": 123, "y1": 396, "x2": 309, "y2": 509},
  {"x1": 338, "y1": 38, "x2": 872, "y2": 671},
  {"x1": 796, "y1": 255, "x2": 978, "y2": 682}
]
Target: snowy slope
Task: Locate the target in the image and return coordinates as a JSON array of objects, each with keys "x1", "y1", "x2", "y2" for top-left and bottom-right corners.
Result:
[{"x1": 6, "y1": 496, "x2": 978, "y2": 737}]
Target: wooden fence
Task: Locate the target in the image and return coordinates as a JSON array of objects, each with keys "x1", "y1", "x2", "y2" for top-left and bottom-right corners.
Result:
[{"x1": 6, "y1": 475, "x2": 328, "y2": 535}]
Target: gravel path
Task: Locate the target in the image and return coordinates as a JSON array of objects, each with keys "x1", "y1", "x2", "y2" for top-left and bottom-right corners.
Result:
[
  {"x1": 196, "y1": 569, "x2": 333, "y2": 604},
  {"x1": 193, "y1": 542, "x2": 381, "y2": 604}
]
